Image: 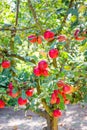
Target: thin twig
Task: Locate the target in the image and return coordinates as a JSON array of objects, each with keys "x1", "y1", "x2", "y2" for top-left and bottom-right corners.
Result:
[
  {"x1": 27, "y1": 0, "x2": 44, "y2": 34},
  {"x1": 57, "y1": 0, "x2": 74, "y2": 34},
  {"x1": 15, "y1": 0, "x2": 20, "y2": 26},
  {"x1": 0, "y1": 26, "x2": 36, "y2": 31}
]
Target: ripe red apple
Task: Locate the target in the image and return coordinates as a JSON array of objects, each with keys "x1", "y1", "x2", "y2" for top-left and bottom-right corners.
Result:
[
  {"x1": 18, "y1": 97, "x2": 27, "y2": 105},
  {"x1": 53, "y1": 109, "x2": 62, "y2": 117},
  {"x1": 57, "y1": 80, "x2": 65, "y2": 88},
  {"x1": 1, "y1": 60, "x2": 10, "y2": 69},
  {"x1": 44, "y1": 30, "x2": 54, "y2": 41},
  {"x1": 41, "y1": 69, "x2": 49, "y2": 77},
  {"x1": 50, "y1": 93, "x2": 57, "y2": 104},
  {"x1": 0, "y1": 100, "x2": 5, "y2": 108},
  {"x1": 38, "y1": 60, "x2": 48, "y2": 71},
  {"x1": 8, "y1": 82, "x2": 14, "y2": 90},
  {"x1": 26, "y1": 88, "x2": 34, "y2": 97},
  {"x1": 53, "y1": 89, "x2": 59, "y2": 96},
  {"x1": 37, "y1": 36, "x2": 42, "y2": 44},
  {"x1": 33, "y1": 66, "x2": 41, "y2": 76},
  {"x1": 28, "y1": 34, "x2": 37, "y2": 43},
  {"x1": 8, "y1": 90, "x2": 19, "y2": 98},
  {"x1": 49, "y1": 49, "x2": 59, "y2": 59},
  {"x1": 64, "y1": 99, "x2": 70, "y2": 104},
  {"x1": 58, "y1": 35, "x2": 67, "y2": 42},
  {"x1": 75, "y1": 37, "x2": 86, "y2": 41},
  {"x1": 61, "y1": 92, "x2": 66, "y2": 99},
  {"x1": 56, "y1": 97, "x2": 60, "y2": 104},
  {"x1": 74, "y1": 29, "x2": 80, "y2": 38},
  {"x1": 63, "y1": 84, "x2": 71, "y2": 94}
]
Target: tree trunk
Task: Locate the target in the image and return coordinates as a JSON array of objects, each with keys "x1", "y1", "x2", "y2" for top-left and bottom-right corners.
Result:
[{"x1": 43, "y1": 115, "x2": 58, "y2": 130}]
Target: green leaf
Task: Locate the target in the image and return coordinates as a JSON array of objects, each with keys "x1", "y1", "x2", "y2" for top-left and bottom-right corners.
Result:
[
  {"x1": 22, "y1": 90, "x2": 26, "y2": 99},
  {"x1": 14, "y1": 35, "x2": 22, "y2": 44},
  {"x1": 58, "y1": 94, "x2": 65, "y2": 110},
  {"x1": 84, "y1": 95, "x2": 87, "y2": 102},
  {"x1": 84, "y1": 51, "x2": 87, "y2": 57},
  {"x1": 67, "y1": 8, "x2": 78, "y2": 17}
]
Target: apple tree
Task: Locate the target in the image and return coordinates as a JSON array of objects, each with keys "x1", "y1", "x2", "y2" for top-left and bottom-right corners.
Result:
[{"x1": 0, "y1": 0, "x2": 87, "y2": 130}]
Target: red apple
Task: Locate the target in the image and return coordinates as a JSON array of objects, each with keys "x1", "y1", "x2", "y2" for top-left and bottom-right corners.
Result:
[
  {"x1": 26, "y1": 88, "x2": 34, "y2": 97},
  {"x1": 38, "y1": 60, "x2": 48, "y2": 71},
  {"x1": 56, "y1": 98, "x2": 60, "y2": 104},
  {"x1": 75, "y1": 37, "x2": 86, "y2": 41},
  {"x1": 0, "y1": 100, "x2": 5, "y2": 108},
  {"x1": 49, "y1": 49, "x2": 59, "y2": 59},
  {"x1": 37, "y1": 36, "x2": 42, "y2": 44},
  {"x1": 74, "y1": 29, "x2": 80, "y2": 38},
  {"x1": 41, "y1": 69, "x2": 49, "y2": 77},
  {"x1": 44, "y1": 30, "x2": 54, "y2": 41},
  {"x1": 33, "y1": 66, "x2": 41, "y2": 76},
  {"x1": 1, "y1": 60, "x2": 10, "y2": 69},
  {"x1": 53, "y1": 89, "x2": 60, "y2": 97},
  {"x1": 8, "y1": 90, "x2": 19, "y2": 98},
  {"x1": 61, "y1": 92, "x2": 66, "y2": 99},
  {"x1": 58, "y1": 35, "x2": 67, "y2": 42},
  {"x1": 64, "y1": 99, "x2": 70, "y2": 104},
  {"x1": 53, "y1": 109, "x2": 62, "y2": 117},
  {"x1": 8, "y1": 82, "x2": 14, "y2": 90},
  {"x1": 63, "y1": 84, "x2": 71, "y2": 94},
  {"x1": 18, "y1": 97, "x2": 27, "y2": 105},
  {"x1": 57, "y1": 80, "x2": 65, "y2": 88},
  {"x1": 50, "y1": 93, "x2": 57, "y2": 104},
  {"x1": 28, "y1": 34, "x2": 37, "y2": 43}
]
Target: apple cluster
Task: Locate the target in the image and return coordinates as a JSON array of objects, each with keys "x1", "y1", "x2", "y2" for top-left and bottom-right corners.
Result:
[
  {"x1": 51, "y1": 80, "x2": 74, "y2": 117},
  {"x1": 33, "y1": 60, "x2": 49, "y2": 77},
  {"x1": 28, "y1": 30, "x2": 67, "y2": 43},
  {"x1": 0, "y1": 82, "x2": 34, "y2": 108}
]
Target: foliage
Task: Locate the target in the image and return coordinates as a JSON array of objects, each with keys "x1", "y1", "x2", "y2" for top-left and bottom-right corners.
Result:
[{"x1": 0, "y1": 0, "x2": 87, "y2": 118}]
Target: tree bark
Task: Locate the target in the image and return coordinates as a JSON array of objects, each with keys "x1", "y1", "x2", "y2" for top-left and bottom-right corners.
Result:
[{"x1": 43, "y1": 115, "x2": 58, "y2": 130}]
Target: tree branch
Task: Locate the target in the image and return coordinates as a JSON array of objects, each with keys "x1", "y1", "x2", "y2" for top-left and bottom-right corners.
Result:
[
  {"x1": 15, "y1": 0, "x2": 20, "y2": 26},
  {"x1": 7, "y1": 53, "x2": 29, "y2": 62},
  {"x1": 27, "y1": 0, "x2": 44, "y2": 34},
  {"x1": 0, "y1": 26, "x2": 36, "y2": 32},
  {"x1": 57, "y1": 0, "x2": 74, "y2": 34},
  {"x1": 53, "y1": 58, "x2": 57, "y2": 68},
  {"x1": 41, "y1": 99, "x2": 53, "y2": 117},
  {"x1": 35, "y1": 79, "x2": 52, "y2": 117}
]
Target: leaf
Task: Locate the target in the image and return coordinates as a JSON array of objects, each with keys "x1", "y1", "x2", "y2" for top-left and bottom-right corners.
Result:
[
  {"x1": 81, "y1": 39, "x2": 87, "y2": 45},
  {"x1": 14, "y1": 35, "x2": 22, "y2": 44},
  {"x1": 84, "y1": 51, "x2": 87, "y2": 58},
  {"x1": 84, "y1": 95, "x2": 87, "y2": 102},
  {"x1": 67, "y1": 8, "x2": 78, "y2": 17},
  {"x1": 56, "y1": 8, "x2": 64, "y2": 14},
  {"x1": 58, "y1": 94, "x2": 65, "y2": 110},
  {"x1": 22, "y1": 90, "x2": 26, "y2": 99}
]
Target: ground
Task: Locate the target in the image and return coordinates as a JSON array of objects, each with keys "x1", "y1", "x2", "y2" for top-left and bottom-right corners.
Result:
[{"x1": 0, "y1": 104, "x2": 87, "y2": 130}]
